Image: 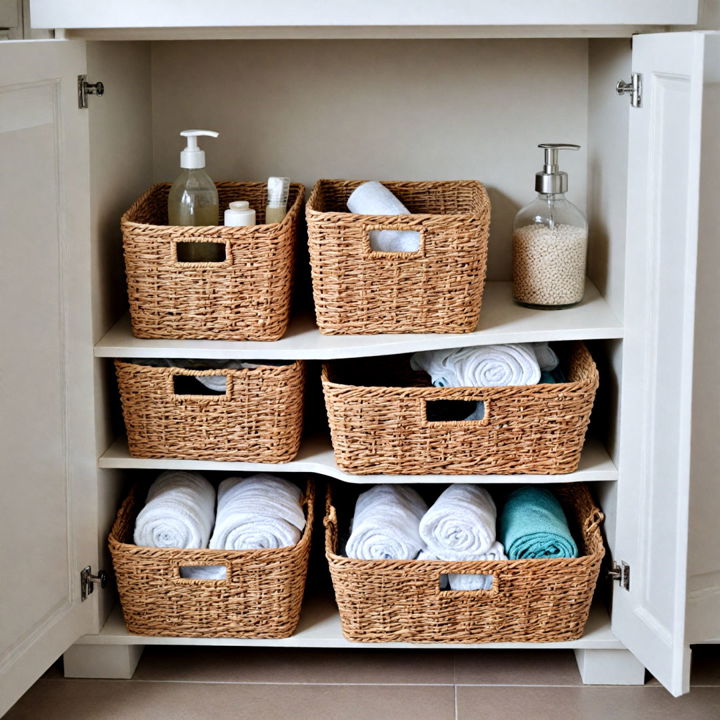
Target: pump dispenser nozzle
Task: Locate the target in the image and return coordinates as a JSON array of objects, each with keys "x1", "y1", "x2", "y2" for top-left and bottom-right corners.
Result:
[
  {"x1": 535, "y1": 143, "x2": 580, "y2": 194},
  {"x1": 179, "y1": 129, "x2": 219, "y2": 169}
]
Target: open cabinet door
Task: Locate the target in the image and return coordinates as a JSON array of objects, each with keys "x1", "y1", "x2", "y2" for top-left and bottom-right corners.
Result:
[
  {"x1": 0, "y1": 40, "x2": 98, "y2": 716},
  {"x1": 613, "y1": 31, "x2": 719, "y2": 697}
]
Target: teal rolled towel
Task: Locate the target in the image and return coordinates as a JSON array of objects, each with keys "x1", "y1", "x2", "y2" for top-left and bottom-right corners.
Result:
[{"x1": 500, "y1": 487, "x2": 578, "y2": 559}]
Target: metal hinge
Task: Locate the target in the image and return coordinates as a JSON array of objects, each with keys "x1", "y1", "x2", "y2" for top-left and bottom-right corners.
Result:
[
  {"x1": 616, "y1": 73, "x2": 642, "y2": 108},
  {"x1": 81, "y1": 566, "x2": 107, "y2": 601},
  {"x1": 608, "y1": 561, "x2": 630, "y2": 591},
  {"x1": 78, "y1": 75, "x2": 104, "y2": 109}
]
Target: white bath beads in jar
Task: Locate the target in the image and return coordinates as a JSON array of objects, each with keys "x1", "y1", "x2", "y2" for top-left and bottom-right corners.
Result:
[
  {"x1": 512, "y1": 223, "x2": 587, "y2": 308},
  {"x1": 512, "y1": 143, "x2": 588, "y2": 309}
]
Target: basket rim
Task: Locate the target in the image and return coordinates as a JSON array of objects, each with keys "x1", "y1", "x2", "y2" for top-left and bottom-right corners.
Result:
[
  {"x1": 115, "y1": 358, "x2": 304, "y2": 380},
  {"x1": 306, "y1": 178, "x2": 491, "y2": 221},
  {"x1": 121, "y1": 180, "x2": 305, "y2": 233},
  {"x1": 321, "y1": 342, "x2": 598, "y2": 396},
  {"x1": 109, "y1": 477, "x2": 314, "y2": 563}
]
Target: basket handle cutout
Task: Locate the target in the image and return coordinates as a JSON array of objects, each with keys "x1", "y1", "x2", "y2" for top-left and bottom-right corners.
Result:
[
  {"x1": 363, "y1": 225, "x2": 424, "y2": 256},
  {"x1": 167, "y1": 372, "x2": 234, "y2": 402},
  {"x1": 439, "y1": 573, "x2": 497, "y2": 593},
  {"x1": 423, "y1": 399, "x2": 491, "y2": 426},
  {"x1": 172, "y1": 374, "x2": 227, "y2": 397},
  {"x1": 172, "y1": 239, "x2": 231, "y2": 265},
  {"x1": 177, "y1": 565, "x2": 228, "y2": 581}
]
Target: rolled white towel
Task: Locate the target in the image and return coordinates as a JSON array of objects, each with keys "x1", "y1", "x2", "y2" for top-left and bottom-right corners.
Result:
[
  {"x1": 133, "y1": 471, "x2": 216, "y2": 549},
  {"x1": 532, "y1": 342, "x2": 559, "y2": 372},
  {"x1": 447, "y1": 541, "x2": 508, "y2": 591},
  {"x1": 411, "y1": 344, "x2": 541, "y2": 388},
  {"x1": 346, "y1": 485, "x2": 428, "y2": 560},
  {"x1": 208, "y1": 474, "x2": 305, "y2": 550},
  {"x1": 347, "y1": 181, "x2": 420, "y2": 252},
  {"x1": 419, "y1": 485, "x2": 497, "y2": 558}
]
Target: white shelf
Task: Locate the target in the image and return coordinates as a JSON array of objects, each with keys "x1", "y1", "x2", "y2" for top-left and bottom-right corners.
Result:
[
  {"x1": 94, "y1": 280, "x2": 622, "y2": 361},
  {"x1": 99, "y1": 435, "x2": 617, "y2": 484},
  {"x1": 80, "y1": 597, "x2": 622, "y2": 650},
  {"x1": 31, "y1": 0, "x2": 697, "y2": 39}
]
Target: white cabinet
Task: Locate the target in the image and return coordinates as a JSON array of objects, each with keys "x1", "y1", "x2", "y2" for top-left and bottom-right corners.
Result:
[
  {"x1": 27, "y1": 0, "x2": 699, "y2": 38},
  {"x1": 1, "y1": 17, "x2": 719, "y2": 715}
]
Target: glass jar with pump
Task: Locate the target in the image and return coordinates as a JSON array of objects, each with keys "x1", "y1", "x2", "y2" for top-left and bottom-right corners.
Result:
[
  {"x1": 167, "y1": 129, "x2": 221, "y2": 262},
  {"x1": 512, "y1": 143, "x2": 587, "y2": 309}
]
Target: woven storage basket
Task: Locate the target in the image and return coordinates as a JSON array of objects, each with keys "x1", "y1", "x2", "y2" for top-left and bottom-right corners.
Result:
[
  {"x1": 306, "y1": 179, "x2": 490, "y2": 335},
  {"x1": 122, "y1": 181, "x2": 304, "y2": 341},
  {"x1": 109, "y1": 479, "x2": 313, "y2": 638},
  {"x1": 323, "y1": 341, "x2": 598, "y2": 475},
  {"x1": 115, "y1": 359, "x2": 304, "y2": 462},
  {"x1": 326, "y1": 483, "x2": 604, "y2": 643}
]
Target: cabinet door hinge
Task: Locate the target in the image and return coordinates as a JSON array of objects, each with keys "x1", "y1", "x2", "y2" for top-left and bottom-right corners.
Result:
[
  {"x1": 81, "y1": 566, "x2": 107, "y2": 601},
  {"x1": 608, "y1": 561, "x2": 630, "y2": 591},
  {"x1": 77, "y1": 75, "x2": 105, "y2": 109},
  {"x1": 616, "y1": 73, "x2": 642, "y2": 108}
]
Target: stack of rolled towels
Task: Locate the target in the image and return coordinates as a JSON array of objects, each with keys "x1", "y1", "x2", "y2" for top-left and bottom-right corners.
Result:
[
  {"x1": 410, "y1": 342, "x2": 565, "y2": 420},
  {"x1": 133, "y1": 471, "x2": 305, "y2": 579},
  {"x1": 346, "y1": 484, "x2": 578, "y2": 590}
]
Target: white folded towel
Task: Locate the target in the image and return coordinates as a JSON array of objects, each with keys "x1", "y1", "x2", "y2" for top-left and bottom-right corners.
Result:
[
  {"x1": 347, "y1": 181, "x2": 420, "y2": 252},
  {"x1": 411, "y1": 344, "x2": 542, "y2": 389},
  {"x1": 419, "y1": 485, "x2": 497, "y2": 558},
  {"x1": 346, "y1": 484, "x2": 428, "y2": 560},
  {"x1": 133, "y1": 471, "x2": 216, "y2": 549},
  {"x1": 447, "y1": 541, "x2": 508, "y2": 591},
  {"x1": 208, "y1": 474, "x2": 305, "y2": 550}
]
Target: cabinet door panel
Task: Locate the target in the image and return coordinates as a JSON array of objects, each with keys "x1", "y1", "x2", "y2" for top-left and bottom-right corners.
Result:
[
  {"x1": 614, "y1": 31, "x2": 718, "y2": 697},
  {"x1": 0, "y1": 40, "x2": 95, "y2": 717}
]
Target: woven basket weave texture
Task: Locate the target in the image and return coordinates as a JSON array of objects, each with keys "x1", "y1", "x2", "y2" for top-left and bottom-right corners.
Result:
[
  {"x1": 322, "y1": 342, "x2": 598, "y2": 475},
  {"x1": 325, "y1": 483, "x2": 604, "y2": 643},
  {"x1": 116, "y1": 360, "x2": 305, "y2": 462},
  {"x1": 306, "y1": 180, "x2": 490, "y2": 335},
  {"x1": 109, "y1": 479, "x2": 313, "y2": 638},
  {"x1": 122, "y1": 181, "x2": 304, "y2": 341}
]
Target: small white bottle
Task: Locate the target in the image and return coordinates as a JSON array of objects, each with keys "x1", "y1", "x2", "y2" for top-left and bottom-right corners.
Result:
[
  {"x1": 224, "y1": 201, "x2": 256, "y2": 227},
  {"x1": 265, "y1": 177, "x2": 290, "y2": 224}
]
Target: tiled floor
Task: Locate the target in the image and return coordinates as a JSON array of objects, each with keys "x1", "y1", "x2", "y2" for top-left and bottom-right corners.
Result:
[{"x1": 6, "y1": 646, "x2": 720, "y2": 719}]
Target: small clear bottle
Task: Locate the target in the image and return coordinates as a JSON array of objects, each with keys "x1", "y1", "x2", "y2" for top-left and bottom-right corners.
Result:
[{"x1": 512, "y1": 144, "x2": 587, "y2": 309}]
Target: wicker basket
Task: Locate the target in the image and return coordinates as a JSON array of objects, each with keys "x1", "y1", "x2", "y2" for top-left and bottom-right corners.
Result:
[
  {"x1": 322, "y1": 342, "x2": 598, "y2": 475},
  {"x1": 116, "y1": 359, "x2": 305, "y2": 462},
  {"x1": 306, "y1": 180, "x2": 490, "y2": 335},
  {"x1": 109, "y1": 479, "x2": 314, "y2": 638},
  {"x1": 325, "y1": 483, "x2": 604, "y2": 643},
  {"x1": 122, "y1": 181, "x2": 304, "y2": 341}
]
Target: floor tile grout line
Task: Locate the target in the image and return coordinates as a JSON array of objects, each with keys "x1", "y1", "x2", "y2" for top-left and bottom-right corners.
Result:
[{"x1": 60, "y1": 679, "x2": 459, "y2": 687}]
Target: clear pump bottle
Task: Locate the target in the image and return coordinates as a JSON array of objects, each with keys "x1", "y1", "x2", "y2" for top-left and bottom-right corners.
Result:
[
  {"x1": 512, "y1": 144, "x2": 587, "y2": 309},
  {"x1": 168, "y1": 129, "x2": 221, "y2": 261}
]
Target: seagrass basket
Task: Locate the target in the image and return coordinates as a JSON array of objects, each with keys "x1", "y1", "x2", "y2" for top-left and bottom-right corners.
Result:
[
  {"x1": 325, "y1": 483, "x2": 604, "y2": 643},
  {"x1": 322, "y1": 342, "x2": 598, "y2": 475},
  {"x1": 109, "y1": 479, "x2": 314, "y2": 638},
  {"x1": 115, "y1": 359, "x2": 305, "y2": 462},
  {"x1": 306, "y1": 180, "x2": 490, "y2": 334},
  {"x1": 121, "y1": 181, "x2": 304, "y2": 341}
]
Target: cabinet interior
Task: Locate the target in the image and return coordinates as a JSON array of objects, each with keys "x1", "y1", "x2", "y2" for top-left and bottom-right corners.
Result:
[{"x1": 87, "y1": 37, "x2": 632, "y2": 632}]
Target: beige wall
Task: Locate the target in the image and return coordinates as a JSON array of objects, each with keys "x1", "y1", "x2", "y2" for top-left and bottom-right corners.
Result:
[{"x1": 151, "y1": 39, "x2": 589, "y2": 280}]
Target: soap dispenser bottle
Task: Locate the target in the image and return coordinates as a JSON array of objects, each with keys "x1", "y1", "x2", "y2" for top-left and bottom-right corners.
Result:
[
  {"x1": 512, "y1": 143, "x2": 587, "y2": 309},
  {"x1": 168, "y1": 129, "x2": 220, "y2": 260}
]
